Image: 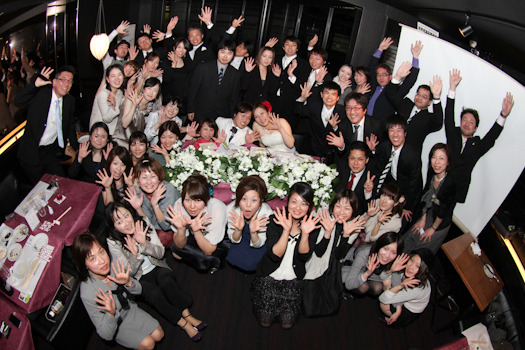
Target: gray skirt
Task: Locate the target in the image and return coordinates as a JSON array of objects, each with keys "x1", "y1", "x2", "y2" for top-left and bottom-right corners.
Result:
[{"x1": 403, "y1": 213, "x2": 450, "y2": 255}]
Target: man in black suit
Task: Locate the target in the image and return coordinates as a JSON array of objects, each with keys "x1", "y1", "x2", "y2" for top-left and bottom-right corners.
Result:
[
  {"x1": 15, "y1": 66, "x2": 79, "y2": 184},
  {"x1": 374, "y1": 115, "x2": 422, "y2": 222},
  {"x1": 445, "y1": 69, "x2": 515, "y2": 203},
  {"x1": 295, "y1": 81, "x2": 345, "y2": 158},
  {"x1": 384, "y1": 63, "x2": 443, "y2": 156},
  {"x1": 326, "y1": 92, "x2": 386, "y2": 154},
  {"x1": 270, "y1": 36, "x2": 310, "y2": 130},
  {"x1": 367, "y1": 38, "x2": 422, "y2": 122},
  {"x1": 334, "y1": 141, "x2": 376, "y2": 215},
  {"x1": 187, "y1": 40, "x2": 240, "y2": 122}
]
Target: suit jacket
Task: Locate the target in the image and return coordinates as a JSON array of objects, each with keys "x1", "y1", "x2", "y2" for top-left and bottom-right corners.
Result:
[
  {"x1": 187, "y1": 60, "x2": 241, "y2": 121},
  {"x1": 374, "y1": 141, "x2": 422, "y2": 212},
  {"x1": 368, "y1": 54, "x2": 419, "y2": 122},
  {"x1": 241, "y1": 66, "x2": 280, "y2": 104},
  {"x1": 294, "y1": 98, "x2": 345, "y2": 157},
  {"x1": 15, "y1": 81, "x2": 78, "y2": 166},
  {"x1": 334, "y1": 165, "x2": 375, "y2": 215},
  {"x1": 269, "y1": 55, "x2": 310, "y2": 128},
  {"x1": 384, "y1": 82, "x2": 443, "y2": 156},
  {"x1": 444, "y1": 97, "x2": 503, "y2": 202},
  {"x1": 338, "y1": 115, "x2": 386, "y2": 149}
]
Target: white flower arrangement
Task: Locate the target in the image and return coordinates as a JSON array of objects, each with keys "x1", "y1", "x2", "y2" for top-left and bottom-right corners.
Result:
[{"x1": 164, "y1": 146, "x2": 338, "y2": 207}]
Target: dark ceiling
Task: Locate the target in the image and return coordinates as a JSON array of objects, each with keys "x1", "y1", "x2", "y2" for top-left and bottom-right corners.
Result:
[
  {"x1": 1, "y1": 0, "x2": 524, "y2": 82},
  {"x1": 377, "y1": 0, "x2": 525, "y2": 80}
]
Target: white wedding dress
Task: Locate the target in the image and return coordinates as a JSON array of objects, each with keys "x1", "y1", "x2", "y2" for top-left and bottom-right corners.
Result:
[{"x1": 260, "y1": 130, "x2": 296, "y2": 153}]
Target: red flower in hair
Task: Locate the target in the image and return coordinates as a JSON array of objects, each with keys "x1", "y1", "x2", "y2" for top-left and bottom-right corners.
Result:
[{"x1": 262, "y1": 101, "x2": 272, "y2": 112}]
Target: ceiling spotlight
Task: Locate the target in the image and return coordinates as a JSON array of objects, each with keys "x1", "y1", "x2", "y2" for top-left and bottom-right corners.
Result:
[{"x1": 459, "y1": 14, "x2": 473, "y2": 37}]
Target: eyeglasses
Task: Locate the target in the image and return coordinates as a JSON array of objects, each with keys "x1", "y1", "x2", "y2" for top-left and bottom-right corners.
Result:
[
  {"x1": 56, "y1": 77, "x2": 73, "y2": 85},
  {"x1": 345, "y1": 106, "x2": 363, "y2": 111}
]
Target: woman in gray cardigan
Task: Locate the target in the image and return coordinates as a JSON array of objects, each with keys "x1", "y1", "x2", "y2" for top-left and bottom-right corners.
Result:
[
  {"x1": 106, "y1": 202, "x2": 206, "y2": 342},
  {"x1": 72, "y1": 232, "x2": 163, "y2": 349}
]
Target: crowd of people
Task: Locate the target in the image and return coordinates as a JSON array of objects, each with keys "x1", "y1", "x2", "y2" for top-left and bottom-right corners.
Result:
[{"x1": 3, "y1": 6, "x2": 517, "y2": 348}]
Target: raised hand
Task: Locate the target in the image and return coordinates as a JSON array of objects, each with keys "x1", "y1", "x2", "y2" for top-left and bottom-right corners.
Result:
[
  {"x1": 449, "y1": 69, "x2": 462, "y2": 91},
  {"x1": 96, "y1": 168, "x2": 113, "y2": 189},
  {"x1": 319, "y1": 208, "x2": 336, "y2": 234},
  {"x1": 264, "y1": 37, "x2": 278, "y2": 48},
  {"x1": 151, "y1": 144, "x2": 169, "y2": 156},
  {"x1": 228, "y1": 210, "x2": 245, "y2": 231},
  {"x1": 245, "y1": 130, "x2": 261, "y2": 144},
  {"x1": 123, "y1": 168, "x2": 134, "y2": 187},
  {"x1": 401, "y1": 275, "x2": 421, "y2": 289},
  {"x1": 339, "y1": 79, "x2": 351, "y2": 92},
  {"x1": 77, "y1": 141, "x2": 91, "y2": 162},
  {"x1": 133, "y1": 220, "x2": 148, "y2": 246},
  {"x1": 127, "y1": 88, "x2": 143, "y2": 105},
  {"x1": 367, "y1": 199, "x2": 380, "y2": 217},
  {"x1": 379, "y1": 37, "x2": 393, "y2": 51},
  {"x1": 365, "y1": 133, "x2": 379, "y2": 152},
  {"x1": 377, "y1": 210, "x2": 392, "y2": 224},
  {"x1": 271, "y1": 64, "x2": 282, "y2": 77},
  {"x1": 124, "y1": 186, "x2": 144, "y2": 210},
  {"x1": 152, "y1": 30, "x2": 166, "y2": 42},
  {"x1": 429, "y1": 75, "x2": 442, "y2": 100},
  {"x1": 308, "y1": 34, "x2": 319, "y2": 48},
  {"x1": 232, "y1": 15, "x2": 245, "y2": 28},
  {"x1": 299, "y1": 82, "x2": 313, "y2": 101},
  {"x1": 166, "y1": 203, "x2": 189, "y2": 229},
  {"x1": 411, "y1": 40, "x2": 423, "y2": 58},
  {"x1": 287, "y1": 59, "x2": 297, "y2": 77},
  {"x1": 327, "y1": 112, "x2": 341, "y2": 129},
  {"x1": 35, "y1": 67, "x2": 54, "y2": 87},
  {"x1": 267, "y1": 112, "x2": 282, "y2": 131},
  {"x1": 391, "y1": 253, "x2": 409, "y2": 272},
  {"x1": 187, "y1": 121, "x2": 200, "y2": 138},
  {"x1": 273, "y1": 206, "x2": 293, "y2": 233},
  {"x1": 300, "y1": 211, "x2": 321, "y2": 236},
  {"x1": 150, "y1": 183, "x2": 166, "y2": 206},
  {"x1": 124, "y1": 234, "x2": 139, "y2": 257},
  {"x1": 128, "y1": 45, "x2": 139, "y2": 61},
  {"x1": 213, "y1": 129, "x2": 227, "y2": 144},
  {"x1": 198, "y1": 6, "x2": 213, "y2": 25},
  {"x1": 244, "y1": 57, "x2": 255, "y2": 72},
  {"x1": 107, "y1": 91, "x2": 116, "y2": 108},
  {"x1": 401, "y1": 209, "x2": 412, "y2": 221},
  {"x1": 107, "y1": 260, "x2": 131, "y2": 285},
  {"x1": 363, "y1": 171, "x2": 375, "y2": 194},
  {"x1": 94, "y1": 289, "x2": 116, "y2": 317},
  {"x1": 326, "y1": 131, "x2": 344, "y2": 149},
  {"x1": 116, "y1": 20, "x2": 131, "y2": 35},
  {"x1": 343, "y1": 215, "x2": 367, "y2": 237},
  {"x1": 394, "y1": 61, "x2": 412, "y2": 81},
  {"x1": 249, "y1": 213, "x2": 269, "y2": 234},
  {"x1": 501, "y1": 92, "x2": 514, "y2": 117},
  {"x1": 190, "y1": 210, "x2": 212, "y2": 232},
  {"x1": 365, "y1": 253, "x2": 380, "y2": 275},
  {"x1": 150, "y1": 68, "x2": 163, "y2": 78},
  {"x1": 315, "y1": 66, "x2": 328, "y2": 84},
  {"x1": 142, "y1": 24, "x2": 151, "y2": 34},
  {"x1": 166, "y1": 16, "x2": 179, "y2": 32},
  {"x1": 102, "y1": 142, "x2": 113, "y2": 161},
  {"x1": 357, "y1": 82, "x2": 371, "y2": 94}
]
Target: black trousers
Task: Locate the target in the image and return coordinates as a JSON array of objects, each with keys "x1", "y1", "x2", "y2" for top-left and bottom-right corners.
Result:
[
  {"x1": 140, "y1": 266, "x2": 192, "y2": 325},
  {"x1": 170, "y1": 234, "x2": 228, "y2": 273},
  {"x1": 20, "y1": 143, "x2": 66, "y2": 185}
]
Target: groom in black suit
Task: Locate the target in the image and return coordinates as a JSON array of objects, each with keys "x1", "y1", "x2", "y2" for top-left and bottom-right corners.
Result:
[
  {"x1": 15, "y1": 66, "x2": 79, "y2": 184},
  {"x1": 187, "y1": 40, "x2": 240, "y2": 122}
]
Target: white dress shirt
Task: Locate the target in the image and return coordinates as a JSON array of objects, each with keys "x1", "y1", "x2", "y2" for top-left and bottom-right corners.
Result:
[{"x1": 39, "y1": 90, "x2": 62, "y2": 146}]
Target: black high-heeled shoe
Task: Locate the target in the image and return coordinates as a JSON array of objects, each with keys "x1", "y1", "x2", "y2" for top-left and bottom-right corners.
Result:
[
  {"x1": 183, "y1": 313, "x2": 207, "y2": 331},
  {"x1": 180, "y1": 320, "x2": 202, "y2": 342}
]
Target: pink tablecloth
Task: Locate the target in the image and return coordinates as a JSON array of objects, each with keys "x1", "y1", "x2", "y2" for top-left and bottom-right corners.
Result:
[{"x1": 0, "y1": 301, "x2": 34, "y2": 350}]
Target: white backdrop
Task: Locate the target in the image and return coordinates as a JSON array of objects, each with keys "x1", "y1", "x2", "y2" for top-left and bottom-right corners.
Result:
[{"x1": 395, "y1": 25, "x2": 525, "y2": 236}]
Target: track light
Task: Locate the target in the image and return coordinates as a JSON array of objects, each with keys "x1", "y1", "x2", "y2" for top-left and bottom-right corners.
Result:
[{"x1": 459, "y1": 14, "x2": 473, "y2": 37}]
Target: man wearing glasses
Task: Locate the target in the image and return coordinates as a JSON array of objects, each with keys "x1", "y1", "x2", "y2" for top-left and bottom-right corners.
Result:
[
  {"x1": 15, "y1": 65, "x2": 78, "y2": 184},
  {"x1": 367, "y1": 37, "x2": 422, "y2": 122}
]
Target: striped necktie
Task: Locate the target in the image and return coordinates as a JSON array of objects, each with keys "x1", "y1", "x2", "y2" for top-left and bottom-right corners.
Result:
[{"x1": 376, "y1": 150, "x2": 395, "y2": 194}]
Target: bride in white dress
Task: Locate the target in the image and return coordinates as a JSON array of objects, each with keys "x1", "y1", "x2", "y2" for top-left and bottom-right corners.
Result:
[{"x1": 252, "y1": 101, "x2": 296, "y2": 153}]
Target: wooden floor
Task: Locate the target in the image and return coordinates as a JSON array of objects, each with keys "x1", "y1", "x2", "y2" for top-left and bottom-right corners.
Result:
[{"x1": 33, "y1": 253, "x2": 461, "y2": 350}]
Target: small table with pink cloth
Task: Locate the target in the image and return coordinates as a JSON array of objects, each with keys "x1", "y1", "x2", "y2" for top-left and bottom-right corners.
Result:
[{"x1": 0, "y1": 174, "x2": 100, "y2": 350}]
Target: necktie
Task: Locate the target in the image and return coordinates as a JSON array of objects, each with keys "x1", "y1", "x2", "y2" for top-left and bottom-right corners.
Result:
[
  {"x1": 407, "y1": 109, "x2": 419, "y2": 124},
  {"x1": 228, "y1": 126, "x2": 237, "y2": 142},
  {"x1": 461, "y1": 139, "x2": 467, "y2": 153},
  {"x1": 56, "y1": 99, "x2": 64, "y2": 148},
  {"x1": 346, "y1": 173, "x2": 356, "y2": 190},
  {"x1": 368, "y1": 86, "x2": 383, "y2": 115},
  {"x1": 351, "y1": 124, "x2": 360, "y2": 142},
  {"x1": 218, "y1": 67, "x2": 224, "y2": 85},
  {"x1": 376, "y1": 150, "x2": 395, "y2": 194}
]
